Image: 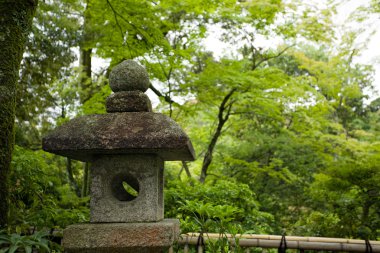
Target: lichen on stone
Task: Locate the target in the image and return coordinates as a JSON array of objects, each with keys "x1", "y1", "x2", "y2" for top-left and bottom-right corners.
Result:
[{"x1": 109, "y1": 60, "x2": 150, "y2": 92}]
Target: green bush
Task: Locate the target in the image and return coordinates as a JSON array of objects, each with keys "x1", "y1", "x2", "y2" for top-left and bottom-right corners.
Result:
[
  {"x1": 165, "y1": 179, "x2": 273, "y2": 234},
  {"x1": 0, "y1": 230, "x2": 59, "y2": 253},
  {"x1": 9, "y1": 146, "x2": 89, "y2": 234}
]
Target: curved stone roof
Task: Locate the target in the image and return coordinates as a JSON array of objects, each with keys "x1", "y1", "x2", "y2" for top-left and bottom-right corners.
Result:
[{"x1": 43, "y1": 112, "x2": 195, "y2": 162}]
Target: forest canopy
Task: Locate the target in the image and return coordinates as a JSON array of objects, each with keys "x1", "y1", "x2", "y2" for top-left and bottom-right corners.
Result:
[{"x1": 0, "y1": 0, "x2": 379, "y2": 251}]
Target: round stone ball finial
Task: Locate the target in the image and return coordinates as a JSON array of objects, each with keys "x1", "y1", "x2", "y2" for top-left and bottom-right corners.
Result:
[{"x1": 109, "y1": 60, "x2": 150, "y2": 92}]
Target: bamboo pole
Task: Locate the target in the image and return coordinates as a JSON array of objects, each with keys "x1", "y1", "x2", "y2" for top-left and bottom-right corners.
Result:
[
  {"x1": 178, "y1": 233, "x2": 380, "y2": 252},
  {"x1": 184, "y1": 243, "x2": 189, "y2": 253}
]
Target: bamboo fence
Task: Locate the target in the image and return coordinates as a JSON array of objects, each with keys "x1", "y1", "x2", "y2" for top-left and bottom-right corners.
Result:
[{"x1": 171, "y1": 233, "x2": 380, "y2": 252}]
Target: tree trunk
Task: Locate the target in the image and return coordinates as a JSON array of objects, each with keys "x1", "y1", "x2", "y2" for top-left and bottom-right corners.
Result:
[
  {"x1": 0, "y1": 0, "x2": 38, "y2": 228},
  {"x1": 66, "y1": 158, "x2": 81, "y2": 197},
  {"x1": 79, "y1": 48, "x2": 93, "y2": 103},
  {"x1": 199, "y1": 88, "x2": 236, "y2": 183},
  {"x1": 182, "y1": 161, "x2": 192, "y2": 179},
  {"x1": 81, "y1": 162, "x2": 90, "y2": 197},
  {"x1": 79, "y1": 0, "x2": 93, "y2": 104}
]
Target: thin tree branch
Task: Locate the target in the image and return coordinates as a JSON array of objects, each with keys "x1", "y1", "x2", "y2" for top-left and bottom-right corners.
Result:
[
  {"x1": 199, "y1": 88, "x2": 237, "y2": 183},
  {"x1": 105, "y1": 0, "x2": 133, "y2": 57},
  {"x1": 146, "y1": 0, "x2": 158, "y2": 5},
  {"x1": 182, "y1": 161, "x2": 192, "y2": 179},
  {"x1": 149, "y1": 82, "x2": 177, "y2": 105},
  {"x1": 253, "y1": 44, "x2": 295, "y2": 70},
  {"x1": 105, "y1": 0, "x2": 149, "y2": 45}
]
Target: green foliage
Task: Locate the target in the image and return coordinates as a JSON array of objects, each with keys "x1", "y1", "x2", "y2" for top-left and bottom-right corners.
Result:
[
  {"x1": 0, "y1": 230, "x2": 56, "y2": 253},
  {"x1": 165, "y1": 179, "x2": 273, "y2": 233},
  {"x1": 80, "y1": 84, "x2": 111, "y2": 115},
  {"x1": 305, "y1": 146, "x2": 380, "y2": 239},
  {"x1": 178, "y1": 200, "x2": 240, "y2": 233},
  {"x1": 85, "y1": 0, "x2": 167, "y2": 61},
  {"x1": 9, "y1": 146, "x2": 89, "y2": 234},
  {"x1": 16, "y1": 0, "x2": 80, "y2": 148}
]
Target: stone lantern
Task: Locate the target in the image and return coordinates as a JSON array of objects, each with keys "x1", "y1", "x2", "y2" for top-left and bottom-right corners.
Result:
[{"x1": 42, "y1": 60, "x2": 195, "y2": 253}]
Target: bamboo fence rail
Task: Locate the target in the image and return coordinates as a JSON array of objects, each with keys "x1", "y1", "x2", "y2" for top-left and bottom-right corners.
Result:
[{"x1": 171, "y1": 233, "x2": 380, "y2": 252}]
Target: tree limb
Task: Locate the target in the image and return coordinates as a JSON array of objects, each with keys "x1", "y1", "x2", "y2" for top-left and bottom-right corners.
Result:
[
  {"x1": 66, "y1": 158, "x2": 81, "y2": 197},
  {"x1": 199, "y1": 88, "x2": 237, "y2": 183},
  {"x1": 182, "y1": 161, "x2": 192, "y2": 178},
  {"x1": 149, "y1": 82, "x2": 177, "y2": 105},
  {"x1": 253, "y1": 44, "x2": 295, "y2": 70}
]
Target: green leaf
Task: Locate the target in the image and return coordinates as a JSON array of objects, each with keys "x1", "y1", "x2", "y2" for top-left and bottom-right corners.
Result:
[
  {"x1": 24, "y1": 245, "x2": 32, "y2": 253},
  {"x1": 0, "y1": 248, "x2": 8, "y2": 253},
  {"x1": 8, "y1": 245, "x2": 19, "y2": 253}
]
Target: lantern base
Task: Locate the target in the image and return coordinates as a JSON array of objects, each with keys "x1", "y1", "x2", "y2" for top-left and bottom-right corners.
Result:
[{"x1": 62, "y1": 219, "x2": 180, "y2": 253}]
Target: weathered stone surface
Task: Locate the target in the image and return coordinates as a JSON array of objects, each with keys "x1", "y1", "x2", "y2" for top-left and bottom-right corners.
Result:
[
  {"x1": 106, "y1": 91, "x2": 152, "y2": 113},
  {"x1": 42, "y1": 112, "x2": 195, "y2": 162},
  {"x1": 62, "y1": 219, "x2": 180, "y2": 253},
  {"x1": 109, "y1": 60, "x2": 150, "y2": 92},
  {"x1": 90, "y1": 155, "x2": 164, "y2": 223}
]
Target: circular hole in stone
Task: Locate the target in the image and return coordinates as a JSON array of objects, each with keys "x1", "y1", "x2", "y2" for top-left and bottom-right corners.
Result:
[{"x1": 111, "y1": 173, "x2": 139, "y2": 201}]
